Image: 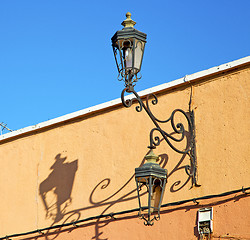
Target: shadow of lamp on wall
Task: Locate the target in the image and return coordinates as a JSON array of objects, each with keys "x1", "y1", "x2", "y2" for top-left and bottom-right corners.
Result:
[
  {"x1": 39, "y1": 154, "x2": 78, "y2": 223},
  {"x1": 111, "y1": 12, "x2": 199, "y2": 226}
]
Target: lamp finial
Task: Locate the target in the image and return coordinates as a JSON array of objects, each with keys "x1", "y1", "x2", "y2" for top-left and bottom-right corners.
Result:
[
  {"x1": 121, "y1": 12, "x2": 136, "y2": 28},
  {"x1": 145, "y1": 150, "x2": 159, "y2": 163}
]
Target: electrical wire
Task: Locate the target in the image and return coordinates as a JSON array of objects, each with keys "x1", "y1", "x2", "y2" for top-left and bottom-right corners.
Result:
[{"x1": 1, "y1": 186, "x2": 249, "y2": 240}]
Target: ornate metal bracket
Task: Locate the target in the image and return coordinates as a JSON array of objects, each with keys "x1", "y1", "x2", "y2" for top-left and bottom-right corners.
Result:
[{"x1": 121, "y1": 85, "x2": 199, "y2": 188}]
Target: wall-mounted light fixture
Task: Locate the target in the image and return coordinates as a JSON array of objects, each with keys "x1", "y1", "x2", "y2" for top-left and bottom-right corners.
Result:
[
  {"x1": 111, "y1": 12, "x2": 146, "y2": 93},
  {"x1": 112, "y1": 13, "x2": 198, "y2": 226}
]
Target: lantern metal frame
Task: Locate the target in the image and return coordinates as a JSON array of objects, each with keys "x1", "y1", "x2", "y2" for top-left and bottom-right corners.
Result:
[{"x1": 112, "y1": 12, "x2": 199, "y2": 226}]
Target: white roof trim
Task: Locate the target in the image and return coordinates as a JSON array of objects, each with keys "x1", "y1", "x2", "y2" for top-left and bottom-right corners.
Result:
[{"x1": 1, "y1": 56, "x2": 249, "y2": 142}]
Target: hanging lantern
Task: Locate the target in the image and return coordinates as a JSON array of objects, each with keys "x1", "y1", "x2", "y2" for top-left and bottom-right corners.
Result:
[
  {"x1": 135, "y1": 150, "x2": 167, "y2": 226},
  {"x1": 111, "y1": 12, "x2": 147, "y2": 90}
]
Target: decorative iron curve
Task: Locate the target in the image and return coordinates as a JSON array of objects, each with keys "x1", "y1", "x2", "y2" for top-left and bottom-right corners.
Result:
[
  {"x1": 121, "y1": 86, "x2": 199, "y2": 187},
  {"x1": 122, "y1": 87, "x2": 192, "y2": 151}
]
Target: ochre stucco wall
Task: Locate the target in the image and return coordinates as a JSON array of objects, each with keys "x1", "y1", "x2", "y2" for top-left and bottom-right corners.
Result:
[{"x1": 0, "y1": 64, "x2": 249, "y2": 239}]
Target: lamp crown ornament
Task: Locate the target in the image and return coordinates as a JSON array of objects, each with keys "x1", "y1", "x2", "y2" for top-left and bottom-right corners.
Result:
[
  {"x1": 145, "y1": 150, "x2": 159, "y2": 163},
  {"x1": 121, "y1": 12, "x2": 136, "y2": 28}
]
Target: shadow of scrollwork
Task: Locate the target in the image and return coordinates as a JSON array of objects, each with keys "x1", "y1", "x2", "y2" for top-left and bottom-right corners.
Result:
[
  {"x1": 88, "y1": 150, "x2": 194, "y2": 240},
  {"x1": 37, "y1": 142, "x2": 194, "y2": 240},
  {"x1": 168, "y1": 153, "x2": 192, "y2": 193}
]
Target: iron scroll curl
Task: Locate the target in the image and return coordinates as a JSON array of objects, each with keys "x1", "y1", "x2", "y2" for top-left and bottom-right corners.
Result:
[
  {"x1": 121, "y1": 86, "x2": 193, "y2": 153},
  {"x1": 121, "y1": 86, "x2": 199, "y2": 188}
]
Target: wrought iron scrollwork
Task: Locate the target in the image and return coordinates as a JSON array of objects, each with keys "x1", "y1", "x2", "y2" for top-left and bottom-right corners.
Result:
[{"x1": 121, "y1": 85, "x2": 199, "y2": 187}]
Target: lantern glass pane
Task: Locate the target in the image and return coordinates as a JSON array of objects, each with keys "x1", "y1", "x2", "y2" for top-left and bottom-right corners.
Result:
[
  {"x1": 151, "y1": 185, "x2": 162, "y2": 211},
  {"x1": 120, "y1": 39, "x2": 133, "y2": 73},
  {"x1": 134, "y1": 40, "x2": 144, "y2": 73},
  {"x1": 123, "y1": 47, "x2": 133, "y2": 70}
]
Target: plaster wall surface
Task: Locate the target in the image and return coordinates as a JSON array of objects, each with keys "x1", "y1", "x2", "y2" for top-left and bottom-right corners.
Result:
[{"x1": 0, "y1": 63, "x2": 249, "y2": 239}]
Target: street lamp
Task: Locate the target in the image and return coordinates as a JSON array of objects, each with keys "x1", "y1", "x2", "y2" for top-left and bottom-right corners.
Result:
[
  {"x1": 111, "y1": 12, "x2": 146, "y2": 92},
  {"x1": 111, "y1": 13, "x2": 198, "y2": 226},
  {"x1": 135, "y1": 150, "x2": 167, "y2": 226}
]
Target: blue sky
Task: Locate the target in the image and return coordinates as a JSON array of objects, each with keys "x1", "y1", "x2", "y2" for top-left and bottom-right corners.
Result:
[{"x1": 1, "y1": 1, "x2": 249, "y2": 132}]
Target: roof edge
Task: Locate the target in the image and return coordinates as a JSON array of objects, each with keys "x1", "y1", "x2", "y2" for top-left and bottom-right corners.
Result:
[{"x1": 1, "y1": 56, "x2": 249, "y2": 142}]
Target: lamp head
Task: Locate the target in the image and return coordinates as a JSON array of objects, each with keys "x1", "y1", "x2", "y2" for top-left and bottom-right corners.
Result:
[{"x1": 111, "y1": 13, "x2": 147, "y2": 88}]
